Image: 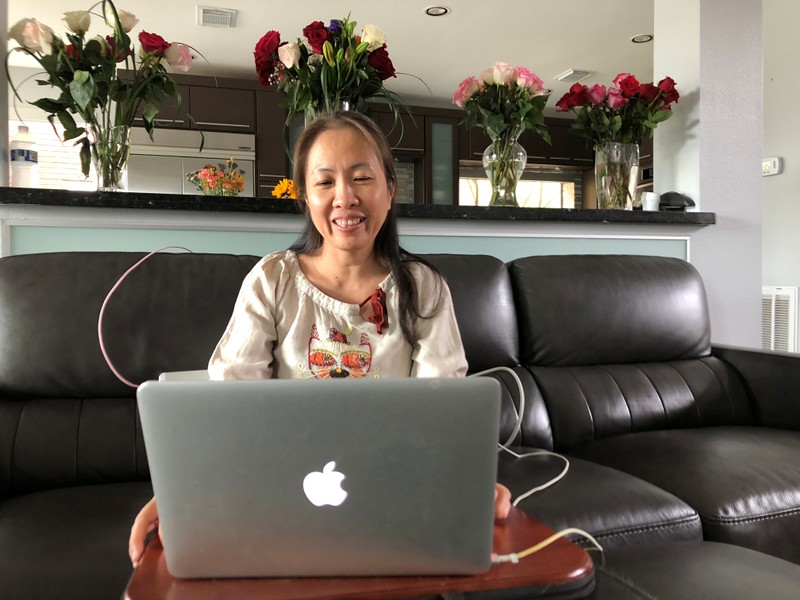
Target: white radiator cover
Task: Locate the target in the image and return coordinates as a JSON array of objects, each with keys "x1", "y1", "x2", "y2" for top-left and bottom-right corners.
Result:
[{"x1": 762, "y1": 286, "x2": 798, "y2": 352}]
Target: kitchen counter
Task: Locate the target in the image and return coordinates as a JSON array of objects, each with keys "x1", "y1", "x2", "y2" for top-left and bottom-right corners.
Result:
[{"x1": 0, "y1": 187, "x2": 715, "y2": 225}]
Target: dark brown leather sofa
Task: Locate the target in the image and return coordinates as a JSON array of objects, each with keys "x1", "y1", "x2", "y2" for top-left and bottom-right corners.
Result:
[{"x1": 2, "y1": 251, "x2": 800, "y2": 599}]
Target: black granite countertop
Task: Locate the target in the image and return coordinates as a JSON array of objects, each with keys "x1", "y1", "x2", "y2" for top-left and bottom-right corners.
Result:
[{"x1": 0, "y1": 187, "x2": 716, "y2": 225}]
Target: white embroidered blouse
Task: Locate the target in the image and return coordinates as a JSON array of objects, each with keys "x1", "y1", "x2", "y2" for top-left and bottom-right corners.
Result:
[{"x1": 207, "y1": 250, "x2": 468, "y2": 380}]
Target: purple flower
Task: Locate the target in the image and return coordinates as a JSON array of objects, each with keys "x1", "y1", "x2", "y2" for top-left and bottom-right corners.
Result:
[{"x1": 328, "y1": 20, "x2": 342, "y2": 33}]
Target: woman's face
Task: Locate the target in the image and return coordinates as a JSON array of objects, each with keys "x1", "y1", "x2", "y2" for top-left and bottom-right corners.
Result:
[{"x1": 304, "y1": 126, "x2": 394, "y2": 258}]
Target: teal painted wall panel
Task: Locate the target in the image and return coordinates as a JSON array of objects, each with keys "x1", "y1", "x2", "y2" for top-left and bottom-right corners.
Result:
[{"x1": 10, "y1": 225, "x2": 688, "y2": 261}]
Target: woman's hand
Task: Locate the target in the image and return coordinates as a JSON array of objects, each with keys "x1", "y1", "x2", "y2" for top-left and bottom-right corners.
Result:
[
  {"x1": 129, "y1": 496, "x2": 161, "y2": 568},
  {"x1": 495, "y1": 483, "x2": 512, "y2": 521}
]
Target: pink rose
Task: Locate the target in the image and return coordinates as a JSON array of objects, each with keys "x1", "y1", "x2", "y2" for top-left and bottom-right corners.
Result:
[
  {"x1": 452, "y1": 76, "x2": 480, "y2": 107},
  {"x1": 607, "y1": 87, "x2": 628, "y2": 108},
  {"x1": 586, "y1": 84, "x2": 606, "y2": 104},
  {"x1": 164, "y1": 42, "x2": 192, "y2": 72},
  {"x1": 9, "y1": 18, "x2": 56, "y2": 55},
  {"x1": 515, "y1": 67, "x2": 543, "y2": 93}
]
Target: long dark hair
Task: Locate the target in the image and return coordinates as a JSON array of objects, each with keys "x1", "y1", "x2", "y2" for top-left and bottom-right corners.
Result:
[{"x1": 288, "y1": 111, "x2": 443, "y2": 345}]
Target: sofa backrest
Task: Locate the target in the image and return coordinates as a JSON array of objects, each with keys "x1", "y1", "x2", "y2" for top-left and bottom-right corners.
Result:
[
  {"x1": 0, "y1": 251, "x2": 524, "y2": 496},
  {"x1": 507, "y1": 254, "x2": 755, "y2": 449}
]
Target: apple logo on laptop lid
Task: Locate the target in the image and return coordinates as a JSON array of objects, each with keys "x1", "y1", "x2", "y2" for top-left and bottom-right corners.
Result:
[{"x1": 303, "y1": 461, "x2": 348, "y2": 507}]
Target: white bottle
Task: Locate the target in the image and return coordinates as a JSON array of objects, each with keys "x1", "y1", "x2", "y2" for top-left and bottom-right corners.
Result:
[{"x1": 9, "y1": 125, "x2": 39, "y2": 188}]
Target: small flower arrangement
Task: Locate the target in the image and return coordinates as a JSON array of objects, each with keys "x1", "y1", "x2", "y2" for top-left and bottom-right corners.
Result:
[
  {"x1": 186, "y1": 158, "x2": 245, "y2": 197},
  {"x1": 6, "y1": 0, "x2": 198, "y2": 183},
  {"x1": 555, "y1": 73, "x2": 680, "y2": 147},
  {"x1": 271, "y1": 178, "x2": 297, "y2": 200},
  {"x1": 453, "y1": 62, "x2": 551, "y2": 143},
  {"x1": 253, "y1": 16, "x2": 403, "y2": 124}
]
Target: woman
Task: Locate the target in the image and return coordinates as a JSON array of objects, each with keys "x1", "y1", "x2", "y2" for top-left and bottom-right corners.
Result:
[{"x1": 129, "y1": 112, "x2": 511, "y2": 566}]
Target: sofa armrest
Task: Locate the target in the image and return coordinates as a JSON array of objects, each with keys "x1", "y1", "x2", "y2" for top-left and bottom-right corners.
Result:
[{"x1": 712, "y1": 344, "x2": 800, "y2": 430}]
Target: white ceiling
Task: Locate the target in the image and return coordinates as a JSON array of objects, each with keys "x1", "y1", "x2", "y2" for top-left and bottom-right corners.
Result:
[{"x1": 8, "y1": 0, "x2": 654, "y2": 113}]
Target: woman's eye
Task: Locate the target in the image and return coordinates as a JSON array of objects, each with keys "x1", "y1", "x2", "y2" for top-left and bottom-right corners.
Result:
[{"x1": 354, "y1": 176, "x2": 372, "y2": 183}]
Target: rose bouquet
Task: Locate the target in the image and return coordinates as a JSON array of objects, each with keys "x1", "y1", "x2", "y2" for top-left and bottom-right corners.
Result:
[
  {"x1": 452, "y1": 62, "x2": 551, "y2": 206},
  {"x1": 254, "y1": 16, "x2": 404, "y2": 125},
  {"x1": 186, "y1": 158, "x2": 245, "y2": 197},
  {"x1": 555, "y1": 72, "x2": 680, "y2": 147},
  {"x1": 555, "y1": 73, "x2": 679, "y2": 209},
  {"x1": 6, "y1": 0, "x2": 197, "y2": 190}
]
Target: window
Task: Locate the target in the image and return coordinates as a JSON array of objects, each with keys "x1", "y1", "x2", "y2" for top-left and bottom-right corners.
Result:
[
  {"x1": 8, "y1": 119, "x2": 96, "y2": 191},
  {"x1": 458, "y1": 165, "x2": 580, "y2": 208}
]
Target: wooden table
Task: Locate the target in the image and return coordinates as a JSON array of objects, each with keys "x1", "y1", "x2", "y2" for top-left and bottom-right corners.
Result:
[{"x1": 124, "y1": 508, "x2": 595, "y2": 599}]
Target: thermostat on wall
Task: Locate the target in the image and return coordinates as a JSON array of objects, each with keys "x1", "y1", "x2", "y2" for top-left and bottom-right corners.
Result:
[{"x1": 762, "y1": 157, "x2": 782, "y2": 177}]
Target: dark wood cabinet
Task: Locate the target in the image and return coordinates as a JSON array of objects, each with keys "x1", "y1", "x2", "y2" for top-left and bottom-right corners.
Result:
[
  {"x1": 378, "y1": 111, "x2": 425, "y2": 154},
  {"x1": 188, "y1": 87, "x2": 256, "y2": 133},
  {"x1": 132, "y1": 84, "x2": 192, "y2": 130},
  {"x1": 255, "y1": 90, "x2": 290, "y2": 198}
]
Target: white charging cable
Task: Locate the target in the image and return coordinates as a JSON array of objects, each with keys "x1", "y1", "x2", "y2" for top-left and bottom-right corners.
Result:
[
  {"x1": 468, "y1": 366, "x2": 572, "y2": 506},
  {"x1": 97, "y1": 246, "x2": 193, "y2": 388}
]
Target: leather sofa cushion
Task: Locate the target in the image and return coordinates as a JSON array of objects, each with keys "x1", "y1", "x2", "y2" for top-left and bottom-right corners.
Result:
[
  {"x1": 498, "y1": 450, "x2": 702, "y2": 549},
  {"x1": 422, "y1": 254, "x2": 519, "y2": 371},
  {"x1": 0, "y1": 481, "x2": 153, "y2": 600},
  {"x1": 0, "y1": 396, "x2": 149, "y2": 497},
  {"x1": 509, "y1": 255, "x2": 711, "y2": 367},
  {"x1": 529, "y1": 358, "x2": 755, "y2": 448},
  {"x1": 0, "y1": 252, "x2": 260, "y2": 398},
  {"x1": 568, "y1": 426, "x2": 800, "y2": 563},
  {"x1": 590, "y1": 541, "x2": 800, "y2": 600}
]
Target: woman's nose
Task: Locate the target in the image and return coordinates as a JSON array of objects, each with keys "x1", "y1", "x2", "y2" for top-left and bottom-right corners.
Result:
[{"x1": 333, "y1": 180, "x2": 359, "y2": 207}]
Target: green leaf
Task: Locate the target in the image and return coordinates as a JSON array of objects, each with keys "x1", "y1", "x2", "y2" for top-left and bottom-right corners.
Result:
[{"x1": 69, "y1": 70, "x2": 95, "y2": 112}]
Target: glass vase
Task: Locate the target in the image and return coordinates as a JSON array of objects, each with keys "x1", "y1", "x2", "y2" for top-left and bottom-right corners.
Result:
[
  {"x1": 482, "y1": 127, "x2": 527, "y2": 207},
  {"x1": 594, "y1": 141, "x2": 640, "y2": 210},
  {"x1": 91, "y1": 125, "x2": 130, "y2": 192},
  {"x1": 304, "y1": 99, "x2": 354, "y2": 127}
]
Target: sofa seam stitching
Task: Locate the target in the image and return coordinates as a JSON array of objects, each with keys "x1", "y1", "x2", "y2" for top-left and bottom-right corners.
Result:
[
  {"x1": 593, "y1": 515, "x2": 701, "y2": 540},
  {"x1": 701, "y1": 506, "x2": 800, "y2": 525}
]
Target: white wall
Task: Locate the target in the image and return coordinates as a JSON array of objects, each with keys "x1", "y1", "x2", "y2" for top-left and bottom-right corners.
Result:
[
  {"x1": 763, "y1": 0, "x2": 800, "y2": 289},
  {"x1": 656, "y1": 0, "x2": 763, "y2": 348}
]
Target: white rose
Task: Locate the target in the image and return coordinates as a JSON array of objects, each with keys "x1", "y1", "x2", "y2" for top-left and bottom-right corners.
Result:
[
  {"x1": 492, "y1": 62, "x2": 516, "y2": 85},
  {"x1": 479, "y1": 66, "x2": 495, "y2": 86},
  {"x1": 278, "y1": 41, "x2": 301, "y2": 69},
  {"x1": 104, "y1": 4, "x2": 138, "y2": 33},
  {"x1": 63, "y1": 11, "x2": 91, "y2": 35},
  {"x1": 360, "y1": 24, "x2": 386, "y2": 51},
  {"x1": 117, "y1": 9, "x2": 139, "y2": 33},
  {"x1": 9, "y1": 18, "x2": 56, "y2": 55}
]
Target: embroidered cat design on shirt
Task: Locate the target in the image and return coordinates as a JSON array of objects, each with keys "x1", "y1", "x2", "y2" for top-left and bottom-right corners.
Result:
[{"x1": 307, "y1": 324, "x2": 373, "y2": 378}]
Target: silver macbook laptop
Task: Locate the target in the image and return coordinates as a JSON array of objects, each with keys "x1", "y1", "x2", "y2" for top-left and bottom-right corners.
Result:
[{"x1": 136, "y1": 377, "x2": 501, "y2": 578}]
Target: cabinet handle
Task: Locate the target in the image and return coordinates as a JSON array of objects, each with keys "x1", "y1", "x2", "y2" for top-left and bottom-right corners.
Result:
[
  {"x1": 195, "y1": 121, "x2": 252, "y2": 128},
  {"x1": 259, "y1": 173, "x2": 287, "y2": 179}
]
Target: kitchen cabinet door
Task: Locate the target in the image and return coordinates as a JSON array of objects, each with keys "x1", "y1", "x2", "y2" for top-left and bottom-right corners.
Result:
[
  {"x1": 256, "y1": 90, "x2": 290, "y2": 198},
  {"x1": 378, "y1": 112, "x2": 424, "y2": 154},
  {"x1": 189, "y1": 87, "x2": 256, "y2": 133},
  {"x1": 132, "y1": 84, "x2": 192, "y2": 130}
]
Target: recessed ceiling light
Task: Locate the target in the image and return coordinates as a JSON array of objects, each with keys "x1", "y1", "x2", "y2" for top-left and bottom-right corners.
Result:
[
  {"x1": 425, "y1": 6, "x2": 450, "y2": 17},
  {"x1": 631, "y1": 34, "x2": 654, "y2": 44}
]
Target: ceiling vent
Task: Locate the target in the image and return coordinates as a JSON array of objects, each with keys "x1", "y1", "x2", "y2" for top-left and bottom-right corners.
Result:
[
  {"x1": 554, "y1": 69, "x2": 594, "y2": 83},
  {"x1": 197, "y1": 6, "x2": 238, "y2": 28}
]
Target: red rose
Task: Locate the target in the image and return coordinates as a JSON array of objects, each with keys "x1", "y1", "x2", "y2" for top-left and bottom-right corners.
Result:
[
  {"x1": 638, "y1": 83, "x2": 660, "y2": 100},
  {"x1": 367, "y1": 45, "x2": 396, "y2": 80},
  {"x1": 65, "y1": 44, "x2": 81, "y2": 61},
  {"x1": 302, "y1": 21, "x2": 329, "y2": 54},
  {"x1": 138, "y1": 31, "x2": 170, "y2": 57},
  {"x1": 254, "y1": 30, "x2": 281, "y2": 83},
  {"x1": 555, "y1": 83, "x2": 588, "y2": 112},
  {"x1": 615, "y1": 74, "x2": 640, "y2": 98},
  {"x1": 658, "y1": 76, "x2": 680, "y2": 104},
  {"x1": 104, "y1": 35, "x2": 131, "y2": 62}
]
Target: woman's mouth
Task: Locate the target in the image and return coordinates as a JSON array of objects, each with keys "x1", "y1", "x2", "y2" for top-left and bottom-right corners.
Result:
[{"x1": 333, "y1": 217, "x2": 366, "y2": 228}]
